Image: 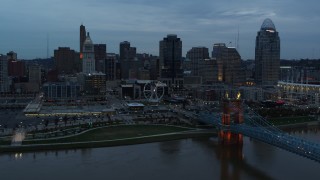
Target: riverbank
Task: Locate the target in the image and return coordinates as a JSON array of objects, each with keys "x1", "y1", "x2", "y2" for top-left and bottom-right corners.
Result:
[{"x1": 0, "y1": 125, "x2": 217, "y2": 153}]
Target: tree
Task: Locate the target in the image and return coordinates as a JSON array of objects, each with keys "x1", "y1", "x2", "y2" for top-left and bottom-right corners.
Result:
[{"x1": 63, "y1": 116, "x2": 68, "y2": 127}]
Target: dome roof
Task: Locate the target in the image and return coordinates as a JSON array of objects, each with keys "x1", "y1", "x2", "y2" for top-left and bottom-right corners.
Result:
[
  {"x1": 261, "y1": 18, "x2": 276, "y2": 31},
  {"x1": 84, "y1": 32, "x2": 93, "y2": 45}
]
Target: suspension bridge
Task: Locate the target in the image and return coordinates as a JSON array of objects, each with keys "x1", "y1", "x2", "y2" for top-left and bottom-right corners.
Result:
[{"x1": 198, "y1": 99, "x2": 320, "y2": 163}]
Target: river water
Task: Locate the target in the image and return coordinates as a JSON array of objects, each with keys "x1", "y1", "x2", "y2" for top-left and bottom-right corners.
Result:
[{"x1": 0, "y1": 127, "x2": 319, "y2": 180}]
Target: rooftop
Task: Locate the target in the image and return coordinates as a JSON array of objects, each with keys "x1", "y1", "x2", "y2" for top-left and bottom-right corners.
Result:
[{"x1": 261, "y1": 18, "x2": 276, "y2": 31}]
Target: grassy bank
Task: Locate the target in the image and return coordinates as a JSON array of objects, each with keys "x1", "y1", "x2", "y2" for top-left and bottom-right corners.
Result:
[
  {"x1": 0, "y1": 126, "x2": 216, "y2": 153},
  {"x1": 23, "y1": 125, "x2": 191, "y2": 145},
  {"x1": 0, "y1": 139, "x2": 11, "y2": 146}
]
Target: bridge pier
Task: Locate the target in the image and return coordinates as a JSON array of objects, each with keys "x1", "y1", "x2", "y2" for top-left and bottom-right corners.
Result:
[{"x1": 219, "y1": 99, "x2": 244, "y2": 145}]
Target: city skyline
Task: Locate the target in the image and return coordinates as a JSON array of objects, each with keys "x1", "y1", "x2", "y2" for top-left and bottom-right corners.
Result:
[{"x1": 1, "y1": 0, "x2": 320, "y2": 59}]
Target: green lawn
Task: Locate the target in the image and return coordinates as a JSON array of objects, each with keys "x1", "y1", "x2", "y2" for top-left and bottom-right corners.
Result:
[
  {"x1": 0, "y1": 137, "x2": 11, "y2": 146},
  {"x1": 23, "y1": 125, "x2": 191, "y2": 145}
]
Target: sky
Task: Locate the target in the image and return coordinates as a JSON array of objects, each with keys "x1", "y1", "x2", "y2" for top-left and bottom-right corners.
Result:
[{"x1": 1, "y1": 0, "x2": 320, "y2": 60}]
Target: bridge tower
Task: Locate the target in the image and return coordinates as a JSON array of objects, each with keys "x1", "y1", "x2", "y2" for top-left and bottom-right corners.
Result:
[{"x1": 219, "y1": 94, "x2": 244, "y2": 145}]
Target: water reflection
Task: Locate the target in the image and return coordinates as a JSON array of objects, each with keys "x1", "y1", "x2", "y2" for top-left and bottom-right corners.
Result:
[
  {"x1": 14, "y1": 153, "x2": 23, "y2": 160},
  {"x1": 0, "y1": 127, "x2": 319, "y2": 180},
  {"x1": 192, "y1": 137, "x2": 273, "y2": 180},
  {"x1": 159, "y1": 140, "x2": 181, "y2": 155}
]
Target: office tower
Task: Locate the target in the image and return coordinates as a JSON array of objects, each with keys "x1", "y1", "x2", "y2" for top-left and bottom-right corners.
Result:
[
  {"x1": 80, "y1": 24, "x2": 86, "y2": 54},
  {"x1": 82, "y1": 32, "x2": 95, "y2": 74},
  {"x1": 84, "y1": 72, "x2": 106, "y2": 95},
  {"x1": 159, "y1": 34, "x2": 183, "y2": 88},
  {"x1": 186, "y1": 47, "x2": 209, "y2": 76},
  {"x1": 0, "y1": 54, "x2": 9, "y2": 92},
  {"x1": 119, "y1": 41, "x2": 138, "y2": 79},
  {"x1": 94, "y1": 44, "x2": 107, "y2": 73},
  {"x1": 106, "y1": 53, "x2": 116, "y2": 81},
  {"x1": 28, "y1": 65, "x2": 41, "y2": 85},
  {"x1": 119, "y1": 41, "x2": 131, "y2": 62},
  {"x1": 7, "y1": 51, "x2": 17, "y2": 60},
  {"x1": 149, "y1": 57, "x2": 159, "y2": 80},
  {"x1": 54, "y1": 47, "x2": 80, "y2": 74},
  {"x1": 212, "y1": 43, "x2": 242, "y2": 86},
  {"x1": 7, "y1": 51, "x2": 25, "y2": 77},
  {"x1": 255, "y1": 18, "x2": 280, "y2": 86},
  {"x1": 198, "y1": 59, "x2": 218, "y2": 84}
]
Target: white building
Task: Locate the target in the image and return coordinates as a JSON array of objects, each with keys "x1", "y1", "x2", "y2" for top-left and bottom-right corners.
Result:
[{"x1": 82, "y1": 32, "x2": 95, "y2": 74}]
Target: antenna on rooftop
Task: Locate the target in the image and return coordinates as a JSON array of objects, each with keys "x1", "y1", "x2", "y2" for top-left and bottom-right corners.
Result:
[
  {"x1": 237, "y1": 26, "x2": 240, "y2": 50},
  {"x1": 46, "y1": 33, "x2": 49, "y2": 59}
]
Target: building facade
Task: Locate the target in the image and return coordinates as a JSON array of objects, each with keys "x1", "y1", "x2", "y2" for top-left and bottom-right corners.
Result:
[
  {"x1": 119, "y1": 41, "x2": 137, "y2": 79},
  {"x1": 0, "y1": 54, "x2": 9, "y2": 92},
  {"x1": 82, "y1": 33, "x2": 96, "y2": 74},
  {"x1": 28, "y1": 65, "x2": 41, "y2": 85},
  {"x1": 84, "y1": 72, "x2": 106, "y2": 95},
  {"x1": 212, "y1": 43, "x2": 242, "y2": 86},
  {"x1": 159, "y1": 34, "x2": 183, "y2": 88},
  {"x1": 94, "y1": 44, "x2": 106, "y2": 73},
  {"x1": 106, "y1": 53, "x2": 116, "y2": 81},
  {"x1": 43, "y1": 82, "x2": 82, "y2": 100},
  {"x1": 80, "y1": 24, "x2": 86, "y2": 54},
  {"x1": 54, "y1": 47, "x2": 80, "y2": 74},
  {"x1": 186, "y1": 47, "x2": 209, "y2": 76},
  {"x1": 255, "y1": 18, "x2": 280, "y2": 86}
]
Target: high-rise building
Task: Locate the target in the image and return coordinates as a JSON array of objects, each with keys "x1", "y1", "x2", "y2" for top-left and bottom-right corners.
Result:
[
  {"x1": 82, "y1": 32, "x2": 95, "y2": 74},
  {"x1": 119, "y1": 41, "x2": 138, "y2": 79},
  {"x1": 0, "y1": 54, "x2": 9, "y2": 92},
  {"x1": 186, "y1": 47, "x2": 209, "y2": 76},
  {"x1": 80, "y1": 24, "x2": 86, "y2": 54},
  {"x1": 7, "y1": 51, "x2": 25, "y2": 77},
  {"x1": 28, "y1": 65, "x2": 41, "y2": 85},
  {"x1": 94, "y1": 44, "x2": 107, "y2": 73},
  {"x1": 119, "y1": 41, "x2": 131, "y2": 62},
  {"x1": 106, "y1": 53, "x2": 116, "y2": 81},
  {"x1": 198, "y1": 59, "x2": 218, "y2": 84},
  {"x1": 54, "y1": 47, "x2": 80, "y2": 74},
  {"x1": 7, "y1": 51, "x2": 17, "y2": 61},
  {"x1": 212, "y1": 43, "x2": 242, "y2": 86},
  {"x1": 255, "y1": 18, "x2": 280, "y2": 86},
  {"x1": 159, "y1": 34, "x2": 183, "y2": 88}
]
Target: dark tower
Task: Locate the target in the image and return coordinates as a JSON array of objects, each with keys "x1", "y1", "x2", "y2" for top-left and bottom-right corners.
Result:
[
  {"x1": 255, "y1": 18, "x2": 280, "y2": 86},
  {"x1": 80, "y1": 24, "x2": 86, "y2": 54},
  {"x1": 159, "y1": 34, "x2": 183, "y2": 88}
]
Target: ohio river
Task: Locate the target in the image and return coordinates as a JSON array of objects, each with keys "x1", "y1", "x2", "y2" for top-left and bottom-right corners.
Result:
[{"x1": 0, "y1": 127, "x2": 320, "y2": 180}]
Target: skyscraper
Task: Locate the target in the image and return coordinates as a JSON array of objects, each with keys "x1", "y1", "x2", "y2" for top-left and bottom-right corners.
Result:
[
  {"x1": 159, "y1": 34, "x2": 183, "y2": 88},
  {"x1": 54, "y1": 47, "x2": 80, "y2": 74},
  {"x1": 94, "y1": 44, "x2": 107, "y2": 73},
  {"x1": 80, "y1": 24, "x2": 86, "y2": 54},
  {"x1": 186, "y1": 47, "x2": 209, "y2": 76},
  {"x1": 82, "y1": 32, "x2": 95, "y2": 74},
  {"x1": 119, "y1": 41, "x2": 131, "y2": 62},
  {"x1": 255, "y1": 18, "x2": 280, "y2": 86},
  {"x1": 0, "y1": 54, "x2": 9, "y2": 92},
  {"x1": 212, "y1": 43, "x2": 242, "y2": 86},
  {"x1": 119, "y1": 41, "x2": 138, "y2": 79}
]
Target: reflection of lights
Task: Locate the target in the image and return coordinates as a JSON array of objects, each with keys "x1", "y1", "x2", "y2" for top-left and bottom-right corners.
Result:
[{"x1": 14, "y1": 153, "x2": 23, "y2": 159}]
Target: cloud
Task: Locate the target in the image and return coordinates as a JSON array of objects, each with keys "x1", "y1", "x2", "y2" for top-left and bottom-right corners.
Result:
[
  {"x1": 1, "y1": 0, "x2": 320, "y2": 59},
  {"x1": 220, "y1": 9, "x2": 276, "y2": 18}
]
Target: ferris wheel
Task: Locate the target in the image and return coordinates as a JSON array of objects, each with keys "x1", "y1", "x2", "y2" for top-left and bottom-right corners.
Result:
[{"x1": 143, "y1": 81, "x2": 165, "y2": 102}]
